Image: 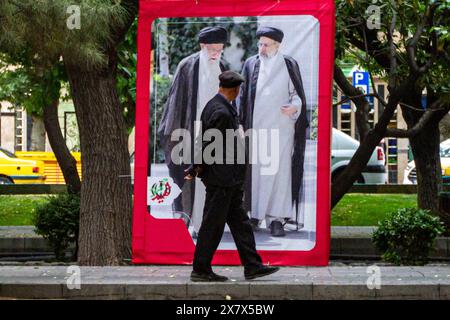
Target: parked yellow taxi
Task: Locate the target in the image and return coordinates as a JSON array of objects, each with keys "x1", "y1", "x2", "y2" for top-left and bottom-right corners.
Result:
[
  {"x1": 0, "y1": 147, "x2": 46, "y2": 184},
  {"x1": 15, "y1": 151, "x2": 81, "y2": 184}
]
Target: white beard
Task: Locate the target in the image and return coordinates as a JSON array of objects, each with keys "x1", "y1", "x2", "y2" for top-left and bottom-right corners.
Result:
[
  {"x1": 198, "y1": 48, "x2": 221, "y2": 111},
  {"x1": 200, "y1": 47, "x2": 221, "y2": 70},
  {"x1": 260, "y1": 49, "x2": 278, "y2": 60},
  {"x1": 259, "y1": 50, "x2": 280, "y2": 81}
]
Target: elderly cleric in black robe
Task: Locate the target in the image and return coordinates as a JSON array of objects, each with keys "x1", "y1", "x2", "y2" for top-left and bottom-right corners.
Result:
[
  {"x1": 157, "y1": 27, "x2": 229, "y2": 226},
  {"x1": 239, "y1": 26, "x2": 309, "y2": 237}
]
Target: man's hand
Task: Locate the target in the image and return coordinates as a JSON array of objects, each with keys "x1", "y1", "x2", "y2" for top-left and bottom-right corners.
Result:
[
  {"x1": 280, "y1": 105, "x2": 298, "y2": 116},
  {"x1": 184, "y1": 165, "x2": 203, "y2": 180},
  {"x1": 184, "y1": 167, "x2": 195, "y2": 180}
]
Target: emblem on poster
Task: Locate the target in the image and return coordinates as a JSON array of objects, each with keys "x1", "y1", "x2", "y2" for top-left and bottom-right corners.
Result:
[{"x1": 147, "y1": 177, "x2": 182, "y2": 206}]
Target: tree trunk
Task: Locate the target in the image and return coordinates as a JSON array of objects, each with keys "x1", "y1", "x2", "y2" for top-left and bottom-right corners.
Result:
[
  {"x1": 158, "y1": 19, "x2": 170, "y2": 77},
  {"x1": 65, "y1": 57, "x2": 132, "y2": 266},
  {"x1": 401, "y1": 92, "x2": 443, "y2": 213},
  {"x1": 43, "y1": 97, "x2": 81, "y2": 194},
  {"x1": 410, "y1": 123, "x2": 441, "y2": 212},
  {"x1": 439, "y1": 114, "x2": 450, "y2": 141}
]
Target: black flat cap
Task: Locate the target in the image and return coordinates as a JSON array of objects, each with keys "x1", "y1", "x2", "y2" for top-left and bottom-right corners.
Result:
[
  {"x1": 198, "y1": 26, "x2": 228, "y2": 44},
  {"x1": 219, "y1": 71, "x2": 245, "y2": 88},
  {"x1": 256, "y1": 26, "x2": 284, "y2": 43}
]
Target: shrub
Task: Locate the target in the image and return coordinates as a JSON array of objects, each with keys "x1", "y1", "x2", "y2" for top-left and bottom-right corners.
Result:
[
  {"x1": 373, "y1": 208, "x2": 445, "y2": 265},
  {"x1": 33, "y1": 193, "x2": 80, "y2": 261}
]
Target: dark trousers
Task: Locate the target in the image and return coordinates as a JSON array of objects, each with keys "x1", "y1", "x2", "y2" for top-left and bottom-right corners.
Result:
[{"x1": 193, "y1": 183, "x2": 263, "y2": 273}]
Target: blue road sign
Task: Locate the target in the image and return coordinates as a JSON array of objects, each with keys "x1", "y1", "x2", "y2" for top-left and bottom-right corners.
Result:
[{"x1": 352, "y1": 71, "x2": 370, "y2": 96}]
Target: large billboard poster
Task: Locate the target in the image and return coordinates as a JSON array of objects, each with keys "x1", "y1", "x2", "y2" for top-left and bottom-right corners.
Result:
[{"x1": 132, "y1": 0, "x2": 335, "y2": 266}]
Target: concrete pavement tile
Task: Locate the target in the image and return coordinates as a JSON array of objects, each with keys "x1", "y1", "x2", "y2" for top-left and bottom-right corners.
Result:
[
  {"x1": 248, "y1": 282, "x2": 287, "y2": 300},
  {"x1": 126, "y1": 283, "x2": 187, "y2": 300},
  {"x1": 439, "y1": 284, "x2": 450, "y2": 300},
  {"x1": 62, "y1": 284, "x2": 126, "y2": 300},
  {"x1": 0, "y1": 283, "x2": 63, "y2": 299},
  {"x1": 187, "y1": 282, "x2": 250, "y2": 300},
  {"x1": 285, "y1": 283, "x2": 313, "y2": 300},
  {"x1": 312, "y1": 284, "x2": 377, "y2": 300},
  {"x1": 375, "y1": 284, "x2": 439, "y2": 300}
]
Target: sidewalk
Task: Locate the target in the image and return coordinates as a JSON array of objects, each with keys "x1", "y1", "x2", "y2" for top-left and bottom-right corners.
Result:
[{"x1": 0, "y1": 265, "x2": 449, "y2": 299}]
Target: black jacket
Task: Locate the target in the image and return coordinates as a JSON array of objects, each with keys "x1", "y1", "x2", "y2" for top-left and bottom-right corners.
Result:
[{"x1": 191, "y1": 94, "x2": 246, "y2": 187}]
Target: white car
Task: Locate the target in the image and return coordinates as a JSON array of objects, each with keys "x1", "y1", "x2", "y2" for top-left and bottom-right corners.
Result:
[
  {"x1": 331, "y1": 128, "x2": 387, "y2": 184},
  {"x1": 403, "y1": 140, "x2": 450, "y2": 184}
]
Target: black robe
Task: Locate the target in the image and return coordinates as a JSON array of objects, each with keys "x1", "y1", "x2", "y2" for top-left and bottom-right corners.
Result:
[
  {"x1": 239, "y1": 54, "x2": 309, "y2": 219},
  {"x1": 157, "y1": 52, "x2": 227, "y2": 212}
]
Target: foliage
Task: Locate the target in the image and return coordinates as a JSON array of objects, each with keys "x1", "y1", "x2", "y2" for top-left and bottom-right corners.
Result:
[
  {"x1": 0, "y1": 0, "x2": 130, "y2": 139},
  {"x1": 1, "y1": 2, "x2": 139, "y2": 135},
  {"x1": 0, "y1": 54, "x2": 65, "y2": 117},
  {"x1": 0, "y1": 0, "x2": 129, "y2": 71},
  {"x1": 117, "y1": 18, "x2": 138, "y2": 134},
  {"x1": 33, "y1": 193, "x2": 80, "y2": 261},
  {"x1": 232, "y1": 17, "x2": 258, "y2": 63},
  {"x1": 335, "y1": 0, "x2": 450, "y2": 101},
  {"x1": 373, "y1": 207, "x2": 445, "y2": 265},
  {"x1": 155, "y1": 17, "x2": 260, "y2": 73}
]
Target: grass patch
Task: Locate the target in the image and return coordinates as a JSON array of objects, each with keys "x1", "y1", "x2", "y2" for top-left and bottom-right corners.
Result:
[
  {"x1": 332, "y1": 194, "x2": 417, "y2": 226},
  {"x1": 0, "y1": 195, "x2": 49, "y2": 226},
  {"x1": 0, "y1": 193, "x2": 418, "y2": 227}
]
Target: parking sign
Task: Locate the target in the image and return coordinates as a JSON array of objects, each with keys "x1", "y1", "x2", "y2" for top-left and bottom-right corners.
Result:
[{"x1": 352, "y1": 71, "x2": 370, "y2": 95}]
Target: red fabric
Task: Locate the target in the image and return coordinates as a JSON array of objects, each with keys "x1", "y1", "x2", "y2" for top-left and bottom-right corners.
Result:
[{"x1": 132, "y1": 0, "x2": 335, "y2": 266}]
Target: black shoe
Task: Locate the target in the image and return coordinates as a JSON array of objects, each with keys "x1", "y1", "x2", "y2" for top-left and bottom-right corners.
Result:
[
  {"x1": 269, "y1": 221, "x2": 285, "y2": 237},
  {"x1": 250, "y1": 218, "x2": 260, "y2": 232},
  {"x1": 244, "y1": 265, "x2": 280, "y2": 280},
  {"x1": 190, "y1": 271, "x2": 229, "y2": 282}
]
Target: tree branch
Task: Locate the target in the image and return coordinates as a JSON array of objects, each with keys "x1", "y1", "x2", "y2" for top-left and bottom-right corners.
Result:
[
  {"x1": 333, "y1": 93, "x2": 385, "y2": 108},
  {"x1": 385, "y1": 99, "x2": 447, "y2": 138},
  {"x1": 407, "y1": 2, "x2": 440, "y2": 74},
  {"x1": 347, "y1": 18, "x2": 392, "y2": 71},
  {"x1": 109, "y1": 0, "x2": 138, "y2": 48}
]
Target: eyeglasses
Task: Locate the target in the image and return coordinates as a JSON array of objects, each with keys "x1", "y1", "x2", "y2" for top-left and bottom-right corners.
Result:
[{"x1": 257, "y1": 42, "x2": 275, "y2": 48}]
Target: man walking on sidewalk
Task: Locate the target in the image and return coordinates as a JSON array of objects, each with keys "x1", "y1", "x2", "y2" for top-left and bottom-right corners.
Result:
[{"x1": 185, "y1": 71, "x2": 280, "y2": 282}]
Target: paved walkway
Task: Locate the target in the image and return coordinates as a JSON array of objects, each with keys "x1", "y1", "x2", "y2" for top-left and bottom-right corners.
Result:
[{"x1": 0, "y1": 265, "x2": 449, "y2": 299}]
